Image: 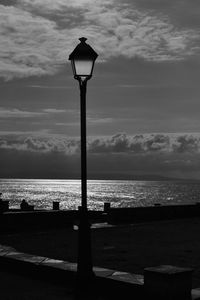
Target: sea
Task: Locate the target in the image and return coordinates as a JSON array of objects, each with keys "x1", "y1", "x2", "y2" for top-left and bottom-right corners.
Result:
[{"x1": 1, "y1": 178, "x2": 200, "y2": 211}]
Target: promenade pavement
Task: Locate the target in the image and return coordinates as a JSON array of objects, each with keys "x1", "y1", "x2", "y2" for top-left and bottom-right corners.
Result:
[{"x1": 0, "y1": 270, "x2": 74, "y2": 300}]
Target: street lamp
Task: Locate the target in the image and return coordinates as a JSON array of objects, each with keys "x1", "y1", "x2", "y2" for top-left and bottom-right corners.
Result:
[{"x1": 69, "y1": 37, "x2": 98, "y2": 298}]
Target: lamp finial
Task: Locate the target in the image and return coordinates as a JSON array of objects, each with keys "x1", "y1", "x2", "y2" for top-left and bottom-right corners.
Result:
[{"x1": 79, "y1": 37, "x2": 87, "y2": 43}]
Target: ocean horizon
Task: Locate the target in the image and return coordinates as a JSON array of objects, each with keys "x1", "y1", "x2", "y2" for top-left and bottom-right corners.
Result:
[{"x1": 1, "y1": 178, "x2": 200, "y2": 211}]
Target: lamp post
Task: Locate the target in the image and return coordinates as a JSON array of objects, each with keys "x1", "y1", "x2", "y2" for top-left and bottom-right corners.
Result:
[{"x1": 69, "y1": 37, "x2": 98, "y2": 298}]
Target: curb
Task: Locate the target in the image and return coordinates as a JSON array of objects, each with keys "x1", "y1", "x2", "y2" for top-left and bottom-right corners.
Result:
[
  {"x1": 0, "y1": 245, "x2": 200, "y2": 300},
  {"x1": 0, "y1": 244, "x2": 143, "y2": 299}
]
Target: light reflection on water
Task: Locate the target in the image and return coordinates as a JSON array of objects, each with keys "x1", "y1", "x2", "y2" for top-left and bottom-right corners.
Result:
[{"x1": 0, "y1": 179, "x2": 200, "y2": 210}]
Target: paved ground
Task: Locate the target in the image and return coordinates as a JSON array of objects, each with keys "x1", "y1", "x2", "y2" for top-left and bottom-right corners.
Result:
[
  {"x1": 2, "y1": 218, "x2": 200, "y2": 288},
  {"x1": 0, "y1": 270, "x2": 74, "y2": 300}
]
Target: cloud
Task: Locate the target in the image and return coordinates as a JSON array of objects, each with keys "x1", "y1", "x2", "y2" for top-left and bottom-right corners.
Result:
[
  {"x1": 0, "y1": 135, "x2": 80, "y2": 154},
  {"x1": 173, "y1": 135, "x2": 200, "y2": 153},
  {"x1": 0, "y1": 4, "x2": 71, "y2": 80},
  {"x1": 55, "y1": 122, "x2": 79, "y2": 127},
  {"x1": 0, "y1": 107, "x2": 68, "y2": 118},
  {"x1": 42, "y1": 108, "x2": 67, "y2": 113},
  {"x1": 0, "y1": 107, "x2": 45, "y2": 118},
  {"x1": 0, "y1": 0, "x2": 199, "y2": 79},
  {"x1": 1, "y1": 132, "x2": 200, "y2": 155},
  {"x1": 1, "y1": 132, "x2": 200, "y2": 179},
  {"x1": 28, "y1": 85, "x2": 72, "y2": 89},
  {"x1": 87, "y1": 117, "x2": 114, "y2": 125},
  {"x1": 88, "y1": 133, "x2": 171, "y2": 153},
  {"x1": 17, "y1": 0, "x2": 97, "y2": 11},
  {"x1": 132, "y1": 0, "x2": 200, "y2": 30}
]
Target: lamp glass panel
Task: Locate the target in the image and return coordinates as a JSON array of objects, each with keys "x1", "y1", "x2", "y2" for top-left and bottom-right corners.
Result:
[
  {"x1": 71, "y1": 60, "x2": 76, "y2": 77},
  {"x1": 74, "y1": 59, "x2": 93, "y2": 76}
]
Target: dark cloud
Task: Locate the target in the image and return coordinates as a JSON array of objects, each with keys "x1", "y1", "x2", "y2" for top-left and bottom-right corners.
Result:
[
  {"x1": 144, "y1": 134, "x2": 170, "y2": 152},
  {"x1": 1, "y1": 133, "x2": 200, "y2": 179},
  {"x1": 89, "y1": 133, "x2": 172, "y2": 154},
  {"x1": 1, "y1": 133, "x2": 200, "y2": 155},
  {"x1": 173, "y1": 135, "x2": 199, "y2": 153},
  {"x1": 0, "y1": 136, "x2": 80, "y2": 154},
  {"x1": 88, "y1": 133, "x2": 130, "y2": 153}
]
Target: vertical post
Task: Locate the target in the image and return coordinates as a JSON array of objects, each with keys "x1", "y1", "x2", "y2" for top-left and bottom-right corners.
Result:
[
  {"x1": 75, "y1": 78, "x2": 95, "y2": 299},
  {"x1": 80, "y1": 79, "x2": 87, "y2": 211}
]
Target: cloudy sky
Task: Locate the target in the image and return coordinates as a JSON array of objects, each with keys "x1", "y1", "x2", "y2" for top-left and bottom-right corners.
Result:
[{"x1": 1, "y1": 0, "x2": 200, "y2": 179}]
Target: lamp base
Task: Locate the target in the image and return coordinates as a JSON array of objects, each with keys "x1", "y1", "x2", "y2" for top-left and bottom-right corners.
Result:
[{"x1": 74, "y1": 208, "x2": 97, "y2": 299}]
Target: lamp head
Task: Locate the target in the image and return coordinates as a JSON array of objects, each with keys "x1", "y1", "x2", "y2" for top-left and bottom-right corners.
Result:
[{"x1": 69, "y1": 37, "x2": 98, "y2": 79}]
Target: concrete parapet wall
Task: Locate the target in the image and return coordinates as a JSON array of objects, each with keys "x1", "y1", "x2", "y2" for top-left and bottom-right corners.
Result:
[
  {"x1": 0, "y1": 210, "x2": 77, "y2": 232},
  {"x1": 0, "y1": 210, "x2": 106, "y2": 232},
  {"x1": 1, "y1": 203, "x2": 200, "y2": 232},
  {"x1": 107, "y1": 204, "x2": 200, "y2": 224}
]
